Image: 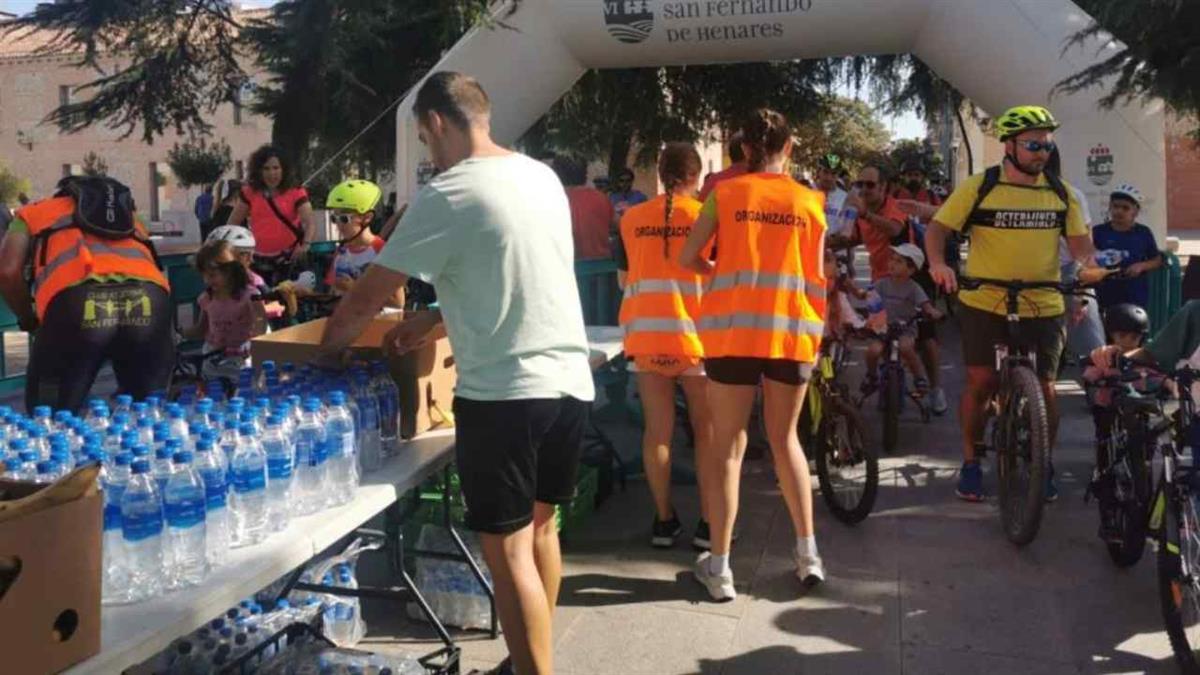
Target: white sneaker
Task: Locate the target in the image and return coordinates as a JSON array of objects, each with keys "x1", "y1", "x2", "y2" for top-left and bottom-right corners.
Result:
[
  {"x1": 693, "y1": 553, "x2": 737, "y2": 602},
  {"x1": 795, "y1": 553, "x2": 825, "y2": 587},
  {"x1": 930, "y1": 387, "x2": 949, "y2": 416}
]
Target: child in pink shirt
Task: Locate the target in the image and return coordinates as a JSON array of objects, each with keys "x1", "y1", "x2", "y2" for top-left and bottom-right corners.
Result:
[{"x1": 185, "y1": 241, "x2": 267, "y2": 377}]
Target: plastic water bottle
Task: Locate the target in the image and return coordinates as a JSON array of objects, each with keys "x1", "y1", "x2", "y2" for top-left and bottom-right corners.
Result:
[
  {"x1": 865, "y1": 284, "x2": 888, "y2": 333},
  {"x1": 32, "y1": 405, "x2": 53, "y2": 434},
  {"x1": 166, "y1": 404, "x2": 190, "y2": 443},
  {"x1": 323, "y1": 563, "x2": 363, "y2": 647},
  {"x1": 121, "y1": 459, "x2": 164, "y2": 602},
  {"x1": 153, "y1": 440, "x2": 178, "y2": 493},
  {"x1": 28, "y1": 426, "x2": 49, "y2": 461},
  {"x1": 218, "y1": 414, "x2": 241, "y2": 468},
  {"x1": 194, "y1": 437, "x2": 231, "y2": 567},
  {"x1": 293, "y1": 398, "x2": 328, "y2": 515},
  {"x1": 325, "y1": 391, "x2": 359, "y2": 506},
  {"x1": 353, "y1": 373, "x2": 382, "y2": 473},
  {"x1": 34, "y1": 459, "x2": 57, "y2": 484},
  {"x1": 144, "y1": 395, "x2": 164, "y2": 423},
  {"x1": 4, "y1": 448, "x2": 36, "y2": 481},
  {"x1": 1095, "y1": 248, "x2": 1127, "y2": 268},
  {"x1": 229, "y1": 423, "x2": 269, "y2": 547},
  {"x1": 371, "y1": 362, "x2": 401, "y2": 455},
  {"x1": 86, "y1": 403, "x2": 111, "y2": 432},
  {"x1": 164, "y1": 450, "x2": 209, "y2": 589},
  {"x1": 101, "y1": 452, "x2": 133, "y2": 605},
  {"x1": 135, "y1": 416, "x2": 155, "y2": 449},
  {"x1": 192, "y1": 398, "x2": 215, "y2": 428},
  {"x1": 261, "y1": 415, "x2": 293, "y2": 532},
  {"x1": 113, "y1": 394, "x2": 133, "y2": 418}
]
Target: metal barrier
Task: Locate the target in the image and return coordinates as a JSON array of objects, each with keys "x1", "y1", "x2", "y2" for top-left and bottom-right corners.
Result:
[{"x1": 1148, "y1": 251, "x2": 1183, "y2": 335}]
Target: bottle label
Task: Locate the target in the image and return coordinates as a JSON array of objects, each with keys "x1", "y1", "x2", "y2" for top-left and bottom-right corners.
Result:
[
  {"x1": 199, "y1": 469, "x2": 227, "y2": 509},
  {"x1": 267, "y1": 454, "x2": 293, "y2": 480},
  {"x1": 103, "y1": 503, "x2": 122, "y2": 531},
  {"x1": 165, "y1": 493, "x2": 207, "y2": 528},
  {"x1": 122, "y1": 508, "x2": 163, "y2": 542},
  {"x1": 338, "y1": 432, "x2": 356, "y2": 458},
  {"x1": 232, "y1": 465, "x2": 267, "y2": 493}
]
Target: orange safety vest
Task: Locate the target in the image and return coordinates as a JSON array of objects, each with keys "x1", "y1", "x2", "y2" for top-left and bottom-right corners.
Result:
[
  {"x1": 618, "y1": 194, "x2": 711, "y2": 358},
  {"x1": 699, "y1": 173, "x2": 827, "y2": 362},
  {"x1": 16, "y1": 196, "x2": 168, "y2": 320}
]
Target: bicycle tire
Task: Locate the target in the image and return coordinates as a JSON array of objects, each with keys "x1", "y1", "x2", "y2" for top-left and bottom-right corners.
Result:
[
  {"x1": 882, "y1": 368, "x2": 902, "y2": 455},
  {"x1": 995, "y1": 365, "x2": 1050, "y2": 546},
  {"x1": 1158, "y1": 486, "x2": 1200, "y2": 673},
  {"x1": 815, "y1": 407, "x2": 878, "y2": 525},
  {"x1": 1105, "y1": 414, "x2": 1151, "y2": 568}
]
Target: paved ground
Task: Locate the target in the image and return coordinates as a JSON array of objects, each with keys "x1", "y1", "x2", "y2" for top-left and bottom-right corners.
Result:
[{"x1": 358, "y1": 317, "x2": 1182, "y2": 675}]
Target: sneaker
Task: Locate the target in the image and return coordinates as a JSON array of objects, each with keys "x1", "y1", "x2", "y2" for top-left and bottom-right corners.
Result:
[
  {"x1": 930, "y1": 387, "x2": 949, "y2": 415},
  {"x1": 956, "y1": 461, "x2": 985, "y2": 502},
  {"x1": 795, "y1": 553, "x2": 825, "y2": 587},
  {"x1": 1045, "y1": 464, "x2": 1058, "y2": 503},
  {"x1": 693, "y1": 553, "x2": 737, "y2": 602},
  {"x1": 692, "y1": 519, "x2": 740, "y2": 551},
  {"x1": 651, "y1": 513, "x2": 683, "y2": 548}
]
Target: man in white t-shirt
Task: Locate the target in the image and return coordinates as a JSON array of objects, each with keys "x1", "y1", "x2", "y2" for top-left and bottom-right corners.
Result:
[
  {"x1": 317, "y1": 72, "x2": 594, "y2": 675},
  {"x1": 816, "y1": 153, "x2": 851, "y2": 236}
]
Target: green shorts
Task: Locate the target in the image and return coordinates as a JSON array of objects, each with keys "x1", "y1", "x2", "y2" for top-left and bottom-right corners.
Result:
[{"x1": 958, "y1": 304, "x2": 1066, "y2": 380}]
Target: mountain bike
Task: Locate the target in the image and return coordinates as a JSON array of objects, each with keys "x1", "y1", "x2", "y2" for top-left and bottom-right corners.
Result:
[
  {"x1": 958, "y1": 276, "x2": 1087, "y2": 546},
  {"x1": 857, "y1": 319, "x2": 932, "y2": 455},
  {"x1": 802, "y1": 337, "x2": 878, "y2": 525}
]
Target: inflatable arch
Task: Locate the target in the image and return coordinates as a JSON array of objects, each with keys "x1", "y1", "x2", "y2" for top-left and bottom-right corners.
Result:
[{"x1": 396, "y1": 0, "x2": 1166, "y2": 234}]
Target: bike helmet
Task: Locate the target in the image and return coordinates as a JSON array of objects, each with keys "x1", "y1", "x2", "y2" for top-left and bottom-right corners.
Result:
[
  {"x1": 206, "y1": 225, "x2": 256, "y2": 251},
  {"x1": 1103, "y1": 303, "x2": 1150, "y2": 337},
  {"x1": 995, "y1": 105, "x2": 1060, "y2": 140},
  {"x1": 1110, "y1": 183, "x2": 1143, "y2": 206},
  {"x1": 325, "y1": 179, "x2": 381, "y2": 214},
  {"x1": 818, "y1": 153, "x2": 843, "y2": 171}
]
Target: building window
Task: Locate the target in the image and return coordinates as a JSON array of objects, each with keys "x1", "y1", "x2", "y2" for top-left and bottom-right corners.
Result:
[{"x1": 59, "y1": 85, "x2": 70, "y2": 107}]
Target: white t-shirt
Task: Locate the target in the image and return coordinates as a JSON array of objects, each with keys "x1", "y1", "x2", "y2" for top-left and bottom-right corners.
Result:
[{"x1": 375, "y1": 153, "x2": 595, "y2": 402}]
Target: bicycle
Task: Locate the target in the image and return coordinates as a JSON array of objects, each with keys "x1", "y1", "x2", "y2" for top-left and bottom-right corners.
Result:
[
  {"x1": 857, "y1": 319, "x2": 932, "y2": 455},
  {"x1": 1080, "y1": 362, "x2": 1160, "y2": 567},
  {"x1": 957, "y1": 276, "x2": 1088, "y2": 546},
  {"x1": 801, "y1": 336, "x2": 878, "y2": 524}
]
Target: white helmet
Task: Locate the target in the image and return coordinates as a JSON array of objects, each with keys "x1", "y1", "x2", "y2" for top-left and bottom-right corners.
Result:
[
  {"x1": 1110, "y1": 183, "x2": 1143, "y2": 206},
  {"x1": 206, "y1": 225, "x2": 256, "y2": 251}
]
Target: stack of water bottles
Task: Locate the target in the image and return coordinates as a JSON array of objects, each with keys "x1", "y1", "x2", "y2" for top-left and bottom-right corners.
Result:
[{"x1": 0, "y1": 359, "x2": 403, "y2": 607}]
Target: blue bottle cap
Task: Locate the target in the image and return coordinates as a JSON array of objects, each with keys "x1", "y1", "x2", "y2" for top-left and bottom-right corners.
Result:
[
  {"x1": 238, "y1": 423, "x2": 256, "y2": 437},
  {"x1": 33, "y1": 405, "x2": 51, "y2": 418},
  {"x1": 116, "y1": 394, "x2": 133, "y2": 406},
  {"x1": 173, "y1": 451, "x2": 193, "y2": 464},
  {"x1": 115, "y1": 452, "x2": 132, "y2": 466},
  {"x1": 130, "y1": 459, "x2": 150, "y2": 474}
]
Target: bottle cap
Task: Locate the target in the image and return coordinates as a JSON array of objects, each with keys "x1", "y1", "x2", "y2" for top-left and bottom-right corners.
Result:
[
  {"x1": 173, "y1": 451, "x2": 193, "y2": 465},
  {"x1": 130, "y1": 459, "x2": 150, "y2": 474}
]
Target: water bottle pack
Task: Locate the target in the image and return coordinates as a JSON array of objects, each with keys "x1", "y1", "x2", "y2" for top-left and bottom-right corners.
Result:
[{"x1": 408, "y1": 525, "x2": 494, "y2": 631}]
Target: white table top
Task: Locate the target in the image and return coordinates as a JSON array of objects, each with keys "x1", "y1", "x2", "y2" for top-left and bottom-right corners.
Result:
[
  {"x1": 585, "y1": 325, "x2": 624, "y2": 371},
  {"x1": 66, "y1": 430, "x2": 457, "y2": 675}
]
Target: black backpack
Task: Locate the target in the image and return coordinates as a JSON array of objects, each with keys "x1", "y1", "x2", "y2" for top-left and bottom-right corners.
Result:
[
  {"x1": 962, "y1": 165, "x2": 1071, "y2": 236},
  {"x1": 33, "y1": 176, "x2": 158, "y2": 268}
]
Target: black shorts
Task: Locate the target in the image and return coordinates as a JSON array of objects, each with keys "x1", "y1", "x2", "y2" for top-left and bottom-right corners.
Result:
[
  {"x1": 959, "y1": 304, "x2": 1066, "y2": 380},
  {"x1": 453, "y1": 396, "x2": 589, "y2": 535},
  {"x1": 706, "y1": 357, "x2": 813, "y2": 386}
]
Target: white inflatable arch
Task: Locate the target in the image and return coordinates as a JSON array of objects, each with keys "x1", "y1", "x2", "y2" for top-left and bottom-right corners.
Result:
[{"x1": 396, "y1": 0, "x2": 1166, "y2": 233}]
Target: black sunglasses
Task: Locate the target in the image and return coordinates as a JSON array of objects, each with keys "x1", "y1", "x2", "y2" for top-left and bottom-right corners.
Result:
[
  {"x1": 330, "y1": 213, "x2": 359, "y2": 225},
  {"x1": 853, "y1": 180, "x2": 878, "y2": 190},
  {"x1": 1018, "y1": 140, "x2": 1057, "y2": 154}
]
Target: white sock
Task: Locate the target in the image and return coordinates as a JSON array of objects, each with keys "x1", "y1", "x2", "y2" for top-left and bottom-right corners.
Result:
[
  {"x1": 708, "y1": 553, "x2": 730, "y2": 576},
  {"x1": 796, "y1": 536, "x2": 819, "y2": 559}
]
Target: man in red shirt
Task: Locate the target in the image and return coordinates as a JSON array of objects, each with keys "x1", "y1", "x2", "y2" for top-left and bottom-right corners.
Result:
[
  {"x1": 698, "y1": 131, "x2": 747, "y2": 201},
  {"x1": 554, "y1": 155, "x2": 616, "y2": 260},
  {"x1": 836, "y1": 164, "x2": 908, "y2": 281}
]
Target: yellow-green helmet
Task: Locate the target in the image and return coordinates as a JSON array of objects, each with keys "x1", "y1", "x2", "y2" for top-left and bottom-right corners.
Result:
[
  {"x1": 995, "y1": 105, "x2": 1060, "y2": 140},
  {"x1": 325, "y1": 179, "x2": 382, "y2": 214}
]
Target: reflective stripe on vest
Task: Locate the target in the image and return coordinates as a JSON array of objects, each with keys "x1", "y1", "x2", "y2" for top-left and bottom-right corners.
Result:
[
  {"x1": 707, "y1": 270, "x2": 827, "y2": 305},
  {"x1": 35, "y1": 239, "x2": 156, "y2": 290},
  {"x1": 696, "y1": 313, "x2": 823, "y2": 336},
  {"x1": 623, "y1": 278, "x2": 704, "y2": 300},
  {"x1": 624, "y1": 317, "x2": 699, "y2": 335}
]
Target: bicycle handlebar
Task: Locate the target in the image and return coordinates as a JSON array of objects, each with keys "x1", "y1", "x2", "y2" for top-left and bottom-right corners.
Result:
[{"x1": 958, "y1": 275, "x2": 1090, "y2": 295}]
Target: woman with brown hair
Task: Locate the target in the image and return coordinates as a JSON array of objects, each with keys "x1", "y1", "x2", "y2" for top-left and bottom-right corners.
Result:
[
  {"x1": 680, "y1": 109, "x2": 828, "y2": 601},
  {"x1": 226, "y1": 145, "x2": 316, "y2": 283},
  {"x1": 617, "y1": 142, "x2": 713, "y2": 549}
]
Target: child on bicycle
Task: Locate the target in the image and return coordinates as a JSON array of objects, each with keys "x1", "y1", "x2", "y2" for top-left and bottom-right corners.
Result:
[
  {"x1": 823, "y1": 246, "x2": 864, "y2": 340},
  {"x1": 862, "y1": 243, "x2": 943, "y2": 394},
  {"x1": 324, "y1": 179, "x2": 404, "y2": 306},
  {"x1": 184, "y1": 240, "x2": 267, "y2": 379}
]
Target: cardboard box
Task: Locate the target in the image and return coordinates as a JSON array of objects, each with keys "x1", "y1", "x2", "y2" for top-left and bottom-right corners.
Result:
[
  {"x1": 251, "y1": 311, "x2": 457, "y2": 438},
  {"x1": 0, "y1": 480, "x2": 103, "y2": 674}
]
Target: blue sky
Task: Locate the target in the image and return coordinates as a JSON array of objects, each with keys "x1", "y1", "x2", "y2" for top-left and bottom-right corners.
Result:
[{"x1": 2, "y1": 0, "x2": 923, "y2": 139}]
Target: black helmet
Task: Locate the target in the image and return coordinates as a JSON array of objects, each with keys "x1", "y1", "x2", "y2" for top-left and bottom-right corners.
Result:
[
  {"x1": 818, "y1": 153, "x2": 842, "y2": 171},
  {"x1": 1103, "y1": 303, "x2": 1150, "y2": 336}
]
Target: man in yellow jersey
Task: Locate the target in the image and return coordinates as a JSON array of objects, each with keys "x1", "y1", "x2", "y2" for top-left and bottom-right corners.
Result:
[{"x1": 925, "y1": 105, "x2": 1102, "y2": 503}]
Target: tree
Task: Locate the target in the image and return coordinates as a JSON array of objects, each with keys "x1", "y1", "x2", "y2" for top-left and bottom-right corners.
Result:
[
  {"x1": 888, "y1": 138, "x2": 944, "y2": 177},
  {"x1": 167, "y1": 137, "x2": 232, "y2": 188},
  {"x1": 0, "y1": 162, "x2": 30, "y2": 206},
  {"x1": 81, "y1": 151, "x2": 108, "y2": 177},
  {"x1": 1058, "y1": 0, "x2": 1200, "y2": 137},
  {"x1": 792, "y1": 96, "x2": 890, "y2": 174}
]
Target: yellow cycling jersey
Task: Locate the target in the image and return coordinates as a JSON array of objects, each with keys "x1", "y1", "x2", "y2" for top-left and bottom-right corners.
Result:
[{"x1": 934, "y1": 170, "x2": 1087, "y2": 318}]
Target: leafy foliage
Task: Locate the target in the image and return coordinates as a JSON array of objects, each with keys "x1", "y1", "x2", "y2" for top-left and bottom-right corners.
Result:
[
  {"x1": 1058, "y1": 0, "x2": 1200, "y2": 136},
  {"x1": 0, "y1": 162, "x2": 31, "y2": 205},
  {"x1": 887, "y1": 138, "x2": 943, "y2": 177},
  {"x1": 81, "y1": 151, "x2": 108, "y2": 177},
  {"x1": 167, "y1": 136, "x2": 232, "y2": 187},
  {"x1": 792, "y1": 96, "x2": 890, "y2": 174}
]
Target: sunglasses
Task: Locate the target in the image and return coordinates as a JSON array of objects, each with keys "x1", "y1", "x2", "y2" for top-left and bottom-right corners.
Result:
[
  {"x1": 330, "y1": 213, "x2": 359, "y2": 225},
  {"x1": 1017, "y1": 140, "x2": 1057, "y2": 154},
  {"x1": 853, "y1": 180, "x2": 878, "y2": 190}
]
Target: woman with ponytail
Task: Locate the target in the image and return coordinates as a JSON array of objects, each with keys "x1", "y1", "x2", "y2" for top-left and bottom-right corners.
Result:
[
  {"x1": 617, "y1": 142, "x2": 714, "y2": 549},
  {"x1": 680, "y1": 108, "x2": 829, "y2": 601}
]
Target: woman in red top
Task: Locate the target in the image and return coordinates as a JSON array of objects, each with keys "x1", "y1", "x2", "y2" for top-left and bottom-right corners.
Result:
[{"x1": 228, "y1": 145, "x2": 316, "y2": 279}]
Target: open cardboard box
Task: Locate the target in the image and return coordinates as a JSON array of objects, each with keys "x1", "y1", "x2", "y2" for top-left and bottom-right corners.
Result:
[
  {"x1": 251, "y1": 310, "x2": 457, "y2": 438},
  {"x1": 0, "y1": 480, "x2": 102, "y2": 674}
]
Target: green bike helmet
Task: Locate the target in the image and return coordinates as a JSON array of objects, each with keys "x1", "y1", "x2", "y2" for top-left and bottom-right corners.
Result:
[
  {"x1": 818, "y1": 153, "x2": 842, "y2": 171},
  {"x1": 325, "y1": 179, "x2": 382, "y2": 214},
  {"x1": 995, "y1": 105, "x2": 1060, "y2": 140}
]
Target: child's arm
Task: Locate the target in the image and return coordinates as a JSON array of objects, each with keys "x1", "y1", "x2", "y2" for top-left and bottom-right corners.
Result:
[
  {"x1": 919, "y1": 301, "x2": 943, "y2": 321},
  {"x1": 250, "y1": 300, "x2": 269, "y2": 337}
]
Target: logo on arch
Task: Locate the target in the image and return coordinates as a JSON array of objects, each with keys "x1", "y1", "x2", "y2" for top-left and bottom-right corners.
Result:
[
  {"x1": 1087, "y1": 144, "x2": 1114, "y2": 186},
  {"x1": 604, "y1": 1, "x2": 654, "y2": 44}
]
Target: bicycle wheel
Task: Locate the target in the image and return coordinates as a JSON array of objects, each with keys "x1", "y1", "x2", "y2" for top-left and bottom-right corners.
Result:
[
  {"x1": 815, "y1": 405, "x2": 878, "y2": 525},
  {"x1": 881, "y1": 368, "x2": 902, "y2": 455},
  {"x1": 1105, "y1": 415, "x2": 1151, "y2": 568},
  {"x1": 1158, "y1": 478, "x2": 1200, "y2": 672},
  {"x1": 994, "y1": 365, "x2": 1050, "y2": 546}
]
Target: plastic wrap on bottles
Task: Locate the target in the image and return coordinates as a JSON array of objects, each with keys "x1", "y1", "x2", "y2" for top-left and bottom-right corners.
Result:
[
  {"x1": 256, "y1": 641, "x2": 424, "y2": 675},
  {"x1": 406, "y1": 524, "x2": 494, "y2": 631}
]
